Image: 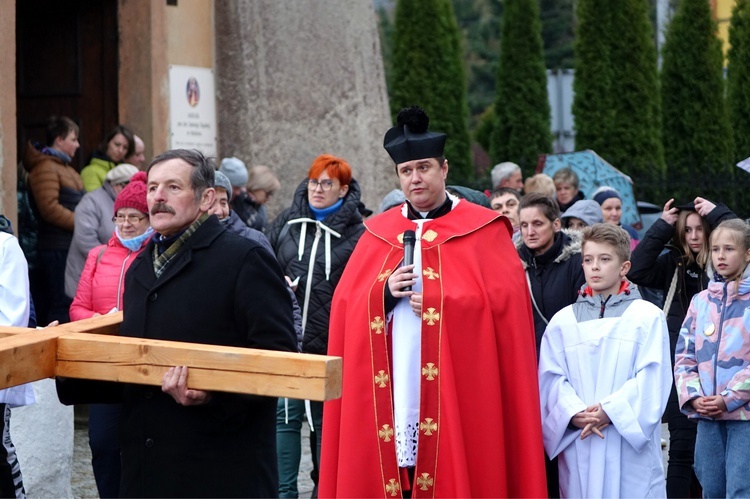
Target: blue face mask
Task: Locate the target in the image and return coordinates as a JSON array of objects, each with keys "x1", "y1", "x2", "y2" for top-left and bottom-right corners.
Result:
[{"x1": 116, "y1": 226, "x2": 154, "y2": 252}]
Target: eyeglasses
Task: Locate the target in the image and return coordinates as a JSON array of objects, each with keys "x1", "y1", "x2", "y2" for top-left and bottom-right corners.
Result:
[
  {"x1": 307, "y1": 179, "x2": 336, "y2": 191},
  {"x1": 112, "y1": 214, "x2": 148, "y2": 224}
]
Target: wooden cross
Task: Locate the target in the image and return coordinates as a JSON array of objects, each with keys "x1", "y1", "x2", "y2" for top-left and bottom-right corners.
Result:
[{"x1": 0, "y1": 313, "x2": 341, "y2": 401}]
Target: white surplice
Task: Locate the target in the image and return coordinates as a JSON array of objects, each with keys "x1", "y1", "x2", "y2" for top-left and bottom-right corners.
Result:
[{"x1": 539, "y1": 295, "x2": 670, "y2": 498}]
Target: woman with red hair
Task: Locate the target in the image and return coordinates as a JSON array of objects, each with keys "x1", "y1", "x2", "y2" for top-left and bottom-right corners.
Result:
[{"x1": 267, "y1": 154, "x2": 364, "y2": 497}]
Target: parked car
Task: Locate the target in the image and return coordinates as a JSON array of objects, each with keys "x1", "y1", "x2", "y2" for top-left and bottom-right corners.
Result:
[{"x1": 636, "y1": 201, "x2": 662, "y2": 241}]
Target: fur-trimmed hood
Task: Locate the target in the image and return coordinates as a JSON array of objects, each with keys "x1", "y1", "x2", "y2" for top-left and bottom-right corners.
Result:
[{"x1": 516, "y1": 228, "x2": 582, "y2": 269}]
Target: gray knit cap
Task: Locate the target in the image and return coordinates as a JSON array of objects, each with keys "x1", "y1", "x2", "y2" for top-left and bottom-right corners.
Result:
[
  {"x1": 219, "y1": 157, "x2": 248, "y2": 187},
  {"x1": 213, "y1": 171, "x2": 233, "y2": 202},
  {"x1": 379, "y1": 189, "x2": 406, "y2": 213}
]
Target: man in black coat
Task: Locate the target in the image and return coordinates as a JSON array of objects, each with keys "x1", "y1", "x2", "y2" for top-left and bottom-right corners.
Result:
[{"x1": 59, "y1": 149, "x2": 297, "y2": 497}]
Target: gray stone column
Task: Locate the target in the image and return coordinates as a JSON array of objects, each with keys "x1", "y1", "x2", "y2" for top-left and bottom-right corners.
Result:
[{"x1": 215, "y1": 0, "x2": 396, "y2": 219}]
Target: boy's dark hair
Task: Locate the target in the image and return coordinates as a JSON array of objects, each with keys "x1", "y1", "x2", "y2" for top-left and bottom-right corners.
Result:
[
  {"x1": 519, "y1": 192, "x2": 560, "y2": 222},
  {"x1": 490, "y1": 187, "x2": 521, "y2": 202},
  {"x1": 581, "y1": 223, "x2": 631, "y2": 263},
  {"x1": 45, "y1": 116, "x2": 79, "y2": 147}
]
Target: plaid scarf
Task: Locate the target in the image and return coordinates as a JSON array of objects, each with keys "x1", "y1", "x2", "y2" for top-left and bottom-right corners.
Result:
[{"x1": 152, "y1": 212, "x2": 209, "y2": 279}]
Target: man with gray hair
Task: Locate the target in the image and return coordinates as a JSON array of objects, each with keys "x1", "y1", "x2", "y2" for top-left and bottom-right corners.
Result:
[
  {"x1": 491, "y1": 161, "x2": 523, "y2": 191},
  {"x1": 58, "y1": 149, "x2": 297, "y2": 497}
]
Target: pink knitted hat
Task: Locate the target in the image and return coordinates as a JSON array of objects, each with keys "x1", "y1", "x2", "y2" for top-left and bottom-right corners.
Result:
[{"x1": 113, "y1": 171, "x2": 148, "y2": 215}]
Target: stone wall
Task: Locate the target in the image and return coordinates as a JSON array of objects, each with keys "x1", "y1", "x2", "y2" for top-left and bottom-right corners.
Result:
[{"x1": 215, "y1": 0, "x2": 397, "y2": 219}]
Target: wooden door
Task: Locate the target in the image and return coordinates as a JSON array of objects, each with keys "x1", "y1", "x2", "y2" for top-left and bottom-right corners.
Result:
[{"x1": 16, "y1": 0, "x2": 118, "y2": 171}]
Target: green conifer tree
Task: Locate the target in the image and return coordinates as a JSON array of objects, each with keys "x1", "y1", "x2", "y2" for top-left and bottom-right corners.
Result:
[
  {"x1": 390, "y1": 0, "x2": 473, "y2": 184},
  {"x1": 728, "y1": 0, "x2": 750, "y2": 214},
  {"x1": 661, "y1": 0, "x2": 733, "y2": 205},
  {"x1": 572, "y1": 0, "x2": 614, "y2": 156},
  {"x1": 574, "y1": 0, "x2": 663, "y2": 201},
  {"x1": 490, "y1": 0, "x2": 551, "y2": 172},
  {"x1": 607, "y1": 0, "x2": 664, "y2": 195},
  {"x1": 729, "y1": 0, "x2": 750, "y2": 162}
]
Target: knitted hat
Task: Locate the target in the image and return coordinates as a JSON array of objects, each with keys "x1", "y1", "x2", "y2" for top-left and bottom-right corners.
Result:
[
  {"x1": 592, "y1": 187, "x2": 621, "y2": 205},
  {"x1": 105, "y1": 163, "x2": 139, "y2": 185},
  {"x1": 378, "y1": 189, "x2": 406, "y2": 213},
  {"x1": 384, "y1": 107, "x2": 446, "y2": 164},
  {"x1": 219, "y1": 157, "x2": 248, "y2": 187},
  {"x1": 446, "y1": 185, "x2": 491, "y2": 209},
  {"x1": 114, "y1": 171, "x2": 148, "y2": 215},
  {"x1": 214, "y1": 171, "x2": 233, "y2": 202}
]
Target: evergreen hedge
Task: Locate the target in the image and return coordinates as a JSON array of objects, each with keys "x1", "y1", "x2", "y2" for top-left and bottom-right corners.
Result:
[
  {"x1": 573, "y1": 0, "x2": 663, "y2": 203},
  {"x1": 661, "y1": 0, "x2": 733, "y2": 207},
  {"x1": 490, "y1": 0, "x2": 551, "y2": 174},
  {"x1": 390, "y1": 0, "x2": 473, "y2": 184}
]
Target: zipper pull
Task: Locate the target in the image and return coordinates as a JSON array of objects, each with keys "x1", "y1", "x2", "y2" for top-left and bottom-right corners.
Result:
[{"x1": 599, "y1": 301, "x2": 606, "y2": 319}]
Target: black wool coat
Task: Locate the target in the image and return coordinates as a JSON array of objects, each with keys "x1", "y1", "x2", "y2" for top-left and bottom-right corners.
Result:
[
  {"x1": 59, "y1": 215, "x2": 297, "y2": 498},
  {"x1": 517, "y1": 230, "x2": 586, "y2": 356},
  {"x1": 628, "y1": 203, "x2": 736, "y2": 358},
  {"x1": 266, "y1": 179, "x2": 364, "y2": 355}
]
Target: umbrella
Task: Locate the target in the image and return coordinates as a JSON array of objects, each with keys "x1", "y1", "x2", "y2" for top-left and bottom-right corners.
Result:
[{"x1": 537, "y1": 149, "x2": 642, "y2": 228}]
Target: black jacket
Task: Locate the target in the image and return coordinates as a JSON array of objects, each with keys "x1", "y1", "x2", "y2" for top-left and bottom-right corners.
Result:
[
  {"x1": 267, "y1": 179, "x2": 365, "y2": 354},
  {"x1": 517, "y1": 230, "x2": 586, "y2": 355},
  {"x1": 628, "y1": 203, "x2": 736, "y2": 357},
  {"x1": 59, "y1": 216, "x2": 297, "y2": 498}
]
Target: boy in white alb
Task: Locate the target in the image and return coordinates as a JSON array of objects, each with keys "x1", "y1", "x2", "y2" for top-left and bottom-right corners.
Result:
[{"x1": 539, "y1": 223, "x2": 671, "y2": 498}]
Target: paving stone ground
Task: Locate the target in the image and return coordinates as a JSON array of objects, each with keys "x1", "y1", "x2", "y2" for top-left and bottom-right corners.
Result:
[
  {"x1": 70, "y1": 408, "x2": 668, "y2": 498},
  {"x1": 71, "y1": 406, "x2": 315, "y2": 498}
]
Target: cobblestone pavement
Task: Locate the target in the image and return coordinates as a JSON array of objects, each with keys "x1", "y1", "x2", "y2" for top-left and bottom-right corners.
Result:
[
  {"x1": 71, "y1": 412, "x2": 315, "y2": 498},
  {"x1": 71, "y1": 414, "x2": 667, "y2": 497}
]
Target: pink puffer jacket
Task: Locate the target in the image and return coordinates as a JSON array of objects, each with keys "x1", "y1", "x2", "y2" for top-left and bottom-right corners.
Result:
[{"x1": 69, "y1": 234, "x2": 149, "y2": 321}]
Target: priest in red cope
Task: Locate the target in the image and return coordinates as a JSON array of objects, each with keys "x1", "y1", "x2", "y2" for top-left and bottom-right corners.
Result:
[{"x1": 320, "y1": 107, "x2": 547, "y2": 498}]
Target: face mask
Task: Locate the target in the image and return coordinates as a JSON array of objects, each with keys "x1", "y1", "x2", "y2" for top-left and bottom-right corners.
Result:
[{"x1": 117, "y1": 226, "x2": 155, "y2": 252}]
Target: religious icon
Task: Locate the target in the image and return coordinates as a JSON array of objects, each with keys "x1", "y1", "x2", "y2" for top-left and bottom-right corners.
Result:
[{"x1": 186, "y1": 77, "x2": 200, "y2": 107}]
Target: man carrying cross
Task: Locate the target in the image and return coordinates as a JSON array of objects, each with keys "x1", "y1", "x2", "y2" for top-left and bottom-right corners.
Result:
[{"x1": 58, "y1": 149, "x2": 297, "y2": 497}]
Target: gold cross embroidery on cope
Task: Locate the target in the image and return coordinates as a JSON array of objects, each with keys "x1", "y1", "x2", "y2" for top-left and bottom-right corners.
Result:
[
  {"x1": 370, "y1": 316, "x2": 384, "y2": 335},
  {"x1": 385, "y1": 479, "x2": 400, "y2": 496},
  {"x1": 421, "y1": 363, "x2": 438, "y2": 380},
  {"x1": 419, "y1": 418, "x2": 437, "y2": 436},
  {"x1": 422, "y1": 267, "x2": 439, "y2": 280},
  {"x1": 377, "y1": 269, "x2": 392, "y2": 282},
  {"x1": 416, "y1": 473, "x2": 434, "y2": 491},
  {"x1": 378, "y1": 424, "x2": 394, "y2": 442},
  {"x1": 422, "y1": 307, "x2": 440, "y2": 326},
  {"x1": 374, "y1": 370, "x2": 390, "y2": 388}
]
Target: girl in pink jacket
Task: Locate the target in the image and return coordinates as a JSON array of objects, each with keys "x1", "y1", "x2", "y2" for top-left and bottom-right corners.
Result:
[
  {"x1": 69, "y1": 171, "x2": 152, "y2": 320},
  {"x1": 674, "y1": 218, "x2": 750, "y2": 498}
]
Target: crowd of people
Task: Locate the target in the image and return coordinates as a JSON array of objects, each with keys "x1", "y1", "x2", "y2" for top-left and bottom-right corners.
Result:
[{"x1": 1, "y1": 109, "x2": 749, "y2": 498}]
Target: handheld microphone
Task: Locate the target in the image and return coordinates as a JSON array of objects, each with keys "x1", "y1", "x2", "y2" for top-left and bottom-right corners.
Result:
[{"x1": 402, "y1": 230, "x2": 416, "y2": 292}]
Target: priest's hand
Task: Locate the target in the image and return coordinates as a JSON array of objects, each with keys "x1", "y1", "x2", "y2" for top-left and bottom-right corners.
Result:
[
  {"x1": 388, "y1": 265, "x2": 416, "y2": 298},
  {"x1": 162, "y1": 366, "x2": 212, "y2": 406},
  {"x1": 409, "y1": 292, "x2": 423, "y2": 317},
  {"x1": 692, "y1": 395, "x2": 725, "y2": 418}
]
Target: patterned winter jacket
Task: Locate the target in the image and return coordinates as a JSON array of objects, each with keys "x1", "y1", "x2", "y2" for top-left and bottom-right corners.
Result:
[{"x1": 675, "y1": 266, "x2": 750, "y2": 420}]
